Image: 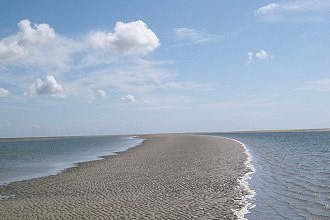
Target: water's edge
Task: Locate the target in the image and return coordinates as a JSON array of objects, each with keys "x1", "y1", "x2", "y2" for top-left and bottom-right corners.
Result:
[
  {"x1": 200, "y1": 135, "x2": 255, "y2": 220},
  {"x1": 223, "y1": 137, "x2": 256, "y2": 220},
  {"x1": 0, "y1": 136, "x2": 144, "y2": 189},
  {"x1": 1, "y1": 134, "x2": 255, "y2": 219}
]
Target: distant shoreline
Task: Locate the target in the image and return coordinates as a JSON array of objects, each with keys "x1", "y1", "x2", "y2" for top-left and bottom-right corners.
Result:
[
  {"x1": 195, "y1": 128, "x2": 330, "y2": 134},
  {"x1": 1, "y1": 128, "x2": 329, "y2": 141},
  {"x1": 0, "y1": 134, "x2": 131, "y2": 142}
]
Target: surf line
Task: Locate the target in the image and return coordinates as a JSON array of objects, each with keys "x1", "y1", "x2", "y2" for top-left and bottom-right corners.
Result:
[{"x1": 221, "y1": 136, "x2": 256, "y2": 220}]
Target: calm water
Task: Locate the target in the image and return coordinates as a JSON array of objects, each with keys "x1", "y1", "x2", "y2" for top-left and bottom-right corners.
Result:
[
  {"x1": 213, "y1": 131, "x2": 330, "y2": 220},
  {"x1": 0, "y1": 135, "x2": 142, "y2": 186}
]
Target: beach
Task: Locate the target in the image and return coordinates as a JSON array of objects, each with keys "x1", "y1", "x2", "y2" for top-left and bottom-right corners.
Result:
[{"x1": 0, "y1": 134, "x2": 248, "y2": 219}]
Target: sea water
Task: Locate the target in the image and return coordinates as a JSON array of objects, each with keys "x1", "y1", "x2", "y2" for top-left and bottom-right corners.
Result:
[
  {"x1": 0, "y1": 135, "x2": 143, "y2": 186},
  {"x1": 213, "y1": 131, "x2": 330, "y2": 220}
]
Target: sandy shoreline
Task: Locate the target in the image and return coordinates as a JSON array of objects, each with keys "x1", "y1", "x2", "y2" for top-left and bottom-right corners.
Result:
[{"x1": 0, "y1": 134, "x2": 248, "y2": 219}]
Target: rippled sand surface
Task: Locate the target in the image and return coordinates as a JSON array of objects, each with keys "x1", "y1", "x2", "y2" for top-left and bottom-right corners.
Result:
[{"x1": 0, "y1": 134, "x2": 247, "y2": 219}]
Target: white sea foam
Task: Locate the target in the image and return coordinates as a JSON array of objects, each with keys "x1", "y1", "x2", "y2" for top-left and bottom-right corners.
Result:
[{"x1": 221, "y1": 137, "x2": 256, "y2": 220}]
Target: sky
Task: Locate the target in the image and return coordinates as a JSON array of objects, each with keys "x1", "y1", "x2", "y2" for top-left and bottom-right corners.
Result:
[{"x1": 0, "y1": 0, "x2": 330, "y2": 137}]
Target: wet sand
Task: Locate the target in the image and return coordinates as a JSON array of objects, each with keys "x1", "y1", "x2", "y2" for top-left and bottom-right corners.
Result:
[{"x1": 0, "y1": 134, "x2": 248, "y2": 219}]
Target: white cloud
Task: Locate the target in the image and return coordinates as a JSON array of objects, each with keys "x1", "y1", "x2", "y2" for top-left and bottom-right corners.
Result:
[
  {"x1": 1, "y1": 19, "x2": 211, "y2": 102},
  {"x1": 256, "y1": 3, "x2": 280, "y2": 15},
  {"x1": 255, "y1": 50, "x2": 269, "y2": 59},
  {"x1": 0, "y1": 19, "x2": 75, "y2": 68},
  {"x1": 173, "y1": 28, "x2": 223, "y2": 45},
  {"x1": 24, "y1": 75, "x2": 65, "y2": 98},
  {"x1": 247, "y1": 52, "x2": 254, "y2": 64},
  {"x1": 0, "y1": 20, "x2": 57, "y2": 59},
  {"x1": 97, "y1": 89, "x2": 107, "y2": 98},
  {"x1": 121, "y1": 94, "x2": 137, "y2": 103},
  {"x1": 298, "y1": 79, "x2": 330, "y2": 92},
  {"x1": 255, "y1": 0, "x2": 330, "y2": 23},
  {"x1": 0, "y1": 19, "x2": 160, "y2": 71},
  {"x1": 0, "y1": 88, "x2": 10, "y2": 97},
  {"x1": 247, "y1": 49, "x2": 271, "y2": 64},
  {"x1": 89, "y1": 20, "x2": 160, "y2": 55},
  {"x1": 17, "y1": 19, "x2": 56, "y2": 44}
]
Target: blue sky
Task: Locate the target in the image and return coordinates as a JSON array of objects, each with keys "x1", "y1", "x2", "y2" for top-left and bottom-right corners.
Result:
[{"x1": 0, "y1": 0, "x2": 329, "y2": 137}]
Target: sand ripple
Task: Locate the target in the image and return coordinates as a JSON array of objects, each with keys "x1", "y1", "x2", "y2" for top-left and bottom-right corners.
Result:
[{"x1": 0, "y1": 134, "x2": 247, "y2": 219}]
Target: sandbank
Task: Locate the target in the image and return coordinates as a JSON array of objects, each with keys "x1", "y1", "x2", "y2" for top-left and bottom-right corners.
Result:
[{"x1": 0, "y1": 134, "x2": 248, "y2": 219}]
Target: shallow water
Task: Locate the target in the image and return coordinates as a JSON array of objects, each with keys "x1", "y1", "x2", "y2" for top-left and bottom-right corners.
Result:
[
  {"x1": 214, "y1": 131, "x2": 330, "y2": 220},
  {"x1": 0, "y1": 135, "x2": 142, "y2": 185}
]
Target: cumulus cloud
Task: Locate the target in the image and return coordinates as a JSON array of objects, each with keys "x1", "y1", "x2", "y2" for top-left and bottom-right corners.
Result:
[
  {"x1": 1, "y1": 19, "x2": 212, "y2": 102},
  {"x1": 0, "y1": 88, "x2": 10, "y2": 97},
  {"x1": 89, "y1": 20, "x2": 160, "y2": 55},
  {"x1": 0, "y1": 19, "x2": 74, "y2": 68},
  {"x1": 0, "y1": 19, "x2": 160, "y2": 71},
  {"x1": 247, "y1": 49, "x2": 271, "y2": 64},
  {"x1": 24, "y1": 75, "x2": 65, "y2": 98},
  {"x1": 97, "y1": 89, "x2": 107, "y2": 98},
  {"x1": 0, "y1": 19, "x2": 55, "y2": 60},
  {"x1": 0, "y1": 19, "x2": 169, "y2": 100},
  {"x1": 121, "y1": 94, "x2": 137, "y2": 103},
  {"x1": 17, "y1": 19, "x2": 56, "y2": 44},
  {"x1": 173, "y1": 28, "x2": 223, "y2": 45},
  {"x1": 255, "y1": 0, "x2": 330, "y2": 23}
]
